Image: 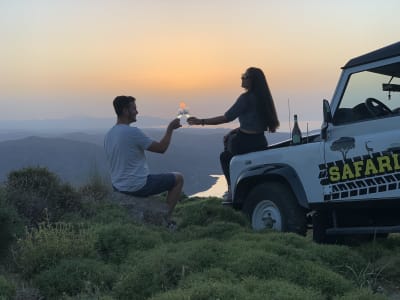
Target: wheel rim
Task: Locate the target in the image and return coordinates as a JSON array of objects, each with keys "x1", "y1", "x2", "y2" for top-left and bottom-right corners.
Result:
[{"x1": 252, "y1": 200, "x2": 282, "y2": 231}]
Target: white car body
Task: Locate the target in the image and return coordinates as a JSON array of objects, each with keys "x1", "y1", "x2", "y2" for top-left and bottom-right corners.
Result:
[{"x1": 229, "y1": 41, "x2": 400, "y2": 242}]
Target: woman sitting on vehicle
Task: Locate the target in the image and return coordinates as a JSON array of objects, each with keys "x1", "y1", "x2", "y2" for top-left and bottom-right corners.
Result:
[{"x1": 187, "y1": 67, "x2": 280, "y2": 202}]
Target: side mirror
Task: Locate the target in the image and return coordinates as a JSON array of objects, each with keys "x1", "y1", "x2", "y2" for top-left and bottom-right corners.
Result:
[
  {"x1": 321, "y1": 99, "x2": 332, "y2": 140},
  {"x1": 322, "y1": 99, "x2": 333, "y2": 123}
]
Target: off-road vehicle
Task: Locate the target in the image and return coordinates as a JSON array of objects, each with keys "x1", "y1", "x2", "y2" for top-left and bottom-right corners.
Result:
[{"x1": 230, "y1": 41, "x2": 400, "y2": 242}]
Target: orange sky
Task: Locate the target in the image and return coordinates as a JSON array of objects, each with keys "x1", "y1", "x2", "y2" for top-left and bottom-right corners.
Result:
[{"x1": 1, "y1": 1, "x2": 399, "y2": 130}]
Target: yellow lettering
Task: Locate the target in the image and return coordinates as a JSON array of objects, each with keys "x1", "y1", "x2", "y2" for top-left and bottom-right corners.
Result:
[
  {"x1": 365, "y1": 159, "x2": 378, "y2": 176},
  {"x1": 342, "y1": 163, "x2": 354, "y2": 180},
  {"x1": 377, "y1": 155, "x2": 393, "y2": 173},
  {"x1": 329, "y1": 166, "x2": 341, "y2": 182},
  {"x1": 393, "y1": 154, "x2": 400, "y2": 171},
  {"x1": 353, "y1": 160, "x2": 364, "y2": 178}
]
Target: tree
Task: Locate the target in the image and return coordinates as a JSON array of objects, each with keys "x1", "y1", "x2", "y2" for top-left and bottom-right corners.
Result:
[{"x1": 330, "y1": 137, "x2": 355, "y2": 160}]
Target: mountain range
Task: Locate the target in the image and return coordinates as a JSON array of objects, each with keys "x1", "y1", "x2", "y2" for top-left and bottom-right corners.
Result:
[{"x1": 0, "y1": 127, "x2": 290, "y2": 195}]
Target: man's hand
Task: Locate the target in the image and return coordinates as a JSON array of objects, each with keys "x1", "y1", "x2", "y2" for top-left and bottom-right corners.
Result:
[
  {"x1": 148, "y1": 118, "x2": 181, "y2": 153},
  {"x1": 168, "y1": 118, "x2": 182, "y2": 131}
]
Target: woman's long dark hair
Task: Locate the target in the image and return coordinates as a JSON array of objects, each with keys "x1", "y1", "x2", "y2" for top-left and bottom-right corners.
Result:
[{"x1": 247, "y1": 67, "x2": 280, "y2": 132}]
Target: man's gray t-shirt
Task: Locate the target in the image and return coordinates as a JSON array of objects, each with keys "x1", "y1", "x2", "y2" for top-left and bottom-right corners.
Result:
[{"x1": 104, "y1": 124, "x2": 153, "y2": 192}]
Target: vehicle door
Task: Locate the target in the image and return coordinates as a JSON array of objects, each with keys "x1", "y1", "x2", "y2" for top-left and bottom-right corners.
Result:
[{"x1": 322, "y1": 62, "x2": 400, "y2": 202}]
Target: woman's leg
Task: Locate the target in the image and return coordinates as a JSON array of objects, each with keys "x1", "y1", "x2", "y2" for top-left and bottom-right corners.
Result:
[{"x1": 220, "y1": 150, "x2": 233, "y2": 186}]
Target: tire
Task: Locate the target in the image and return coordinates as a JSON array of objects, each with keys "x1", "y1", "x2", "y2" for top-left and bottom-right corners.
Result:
[{"x1": 242, "y1": 182, "x2": 307, "y2": 235}]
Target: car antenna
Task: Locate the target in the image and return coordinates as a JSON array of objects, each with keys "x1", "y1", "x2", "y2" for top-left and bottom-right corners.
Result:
[
  {"x1": 288, "y1": 98, "x2": 291, "y2": 140},
  {"x1": 388, "y1": 76, "x2": 393, "y2": 100}
]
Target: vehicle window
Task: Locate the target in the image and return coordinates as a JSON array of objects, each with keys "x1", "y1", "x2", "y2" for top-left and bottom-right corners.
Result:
[{"x1": 333, "y1": 63, "x2": 400, "y2": 125}]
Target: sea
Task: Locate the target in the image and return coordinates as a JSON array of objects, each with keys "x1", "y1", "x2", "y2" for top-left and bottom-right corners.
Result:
[{"x1": 190, "y1": 175, "x2": 227, "y2": 198}]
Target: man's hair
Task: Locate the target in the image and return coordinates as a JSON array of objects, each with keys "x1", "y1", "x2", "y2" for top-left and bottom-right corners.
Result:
[{"x1": 113, "y1": 95, "x2": 135, "y2": 116}]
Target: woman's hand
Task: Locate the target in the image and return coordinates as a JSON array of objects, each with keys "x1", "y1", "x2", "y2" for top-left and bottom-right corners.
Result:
[{"x1": 187, "y1": 117, "x2": 201, "y2": 126}]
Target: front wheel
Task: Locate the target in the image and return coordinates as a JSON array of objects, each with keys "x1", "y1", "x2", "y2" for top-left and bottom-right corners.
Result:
[{"x1": 242, "y1": 182, "x2": 307, "y2": 235}]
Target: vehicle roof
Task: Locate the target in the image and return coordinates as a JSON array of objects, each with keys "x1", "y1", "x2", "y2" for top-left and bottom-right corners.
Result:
[{"x1": 343, "y1": 41, "x2": 400, "y2": 69}]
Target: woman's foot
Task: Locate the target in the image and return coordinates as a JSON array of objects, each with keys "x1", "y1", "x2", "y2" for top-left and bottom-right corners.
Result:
[{"x1": 222, "y1": 189, "x2": 232, "y2": 205}]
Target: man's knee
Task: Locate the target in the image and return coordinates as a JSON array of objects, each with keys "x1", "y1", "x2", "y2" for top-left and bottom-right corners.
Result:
[{"x1": 173, "y1": 172, "x2": 184, "y2": 187}]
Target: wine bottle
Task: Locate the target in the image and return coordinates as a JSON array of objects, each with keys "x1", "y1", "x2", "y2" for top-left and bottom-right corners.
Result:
[{"x1": 291, "y1": 114, "x2": 302, "y2": 145}]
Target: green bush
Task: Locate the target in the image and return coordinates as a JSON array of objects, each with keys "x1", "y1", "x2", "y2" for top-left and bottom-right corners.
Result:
[
  {"x1": 150, "y1": 280, "x2": 249, "y2": 300},
  {"x1": 178, "y1": 267, "x2": 238, "y2": 288},
  {"x1": 87, "y1": 202, "x2": 131, "y2": 224},
  {"x1": 151, "y1": 277, "x2": 323, "y2": 300},
  {"x1": 240, "y1": 277, "x2": 322, "y2": 300},
  {"x1": 12, "y1": 222, "x2": 96, "y2": 278},
  {"x1": 173, "y1": 221, "x2": 247, "y2": 242},
  {"x1": 5, "y1": 167, "x2": 82, "y2": 225},
  {"x1": 286, "y1": 260, "x2": 353, "y2": 297},
  {"x1": 114, "y1": 239, "x2": 226, "y2": 299},
  {"x1": 0, "y1": 275, "x2": 16, "y2": 299},
  {"x1": 0, "y1": 202, "x2": 24, "y2": 258},
  {"x1": 78, "y1": 173, "x2": 111, "y2": 203},
  {"x1": 174, "y1": 198, "x2": 249, "y2": 228},
  {"x1": 334, "y1": 289, "x2": 387, "y2": 300},
  {"x1": 95, "y1": 223, "x2": 163, "y2": 264},
  {"x1": 33, "y1": 258, "x2": 117, "y2": 299},
  {"x1": 227, "y1": 249, "x2": 288, "y2": 280}
]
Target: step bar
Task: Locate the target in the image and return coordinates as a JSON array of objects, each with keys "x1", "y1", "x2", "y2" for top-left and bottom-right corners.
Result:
[{"x1": 326, "y1": 225, "x2": 400, "y2": 235}]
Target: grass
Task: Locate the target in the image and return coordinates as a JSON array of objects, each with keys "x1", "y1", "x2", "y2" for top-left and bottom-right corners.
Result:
[{"x1": 1, "y1": 167, "x2": 400, "y2": 299}]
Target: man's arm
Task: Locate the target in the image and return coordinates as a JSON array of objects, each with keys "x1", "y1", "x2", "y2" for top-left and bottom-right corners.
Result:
[{"x1": 147, "y1": 118, "x2": 181, "y2": 153}]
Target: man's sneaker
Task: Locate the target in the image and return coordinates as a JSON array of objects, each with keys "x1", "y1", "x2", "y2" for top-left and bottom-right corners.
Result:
[{"x1": 166, "y1": 220, "x2": 177, "y2": 231}]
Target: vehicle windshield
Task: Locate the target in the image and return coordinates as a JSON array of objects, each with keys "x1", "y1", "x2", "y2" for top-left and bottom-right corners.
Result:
[{"x1": 333, "y1": 61, "x2": 400, "y2": 125}]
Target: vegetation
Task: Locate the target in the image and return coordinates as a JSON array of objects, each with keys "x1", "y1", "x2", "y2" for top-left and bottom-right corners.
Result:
[{"x1": 0, "y1": 167, "x2": 399, "y2": 299}]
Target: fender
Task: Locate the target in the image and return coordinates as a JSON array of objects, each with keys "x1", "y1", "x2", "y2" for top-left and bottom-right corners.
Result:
[{"x1": 234, "y1": 163, "x2": 309, "y2": 209}]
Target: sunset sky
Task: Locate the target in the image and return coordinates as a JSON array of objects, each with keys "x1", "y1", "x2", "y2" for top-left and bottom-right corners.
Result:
[{"x1": 1, "y1": 1, "x2": 399, "y2": 130}]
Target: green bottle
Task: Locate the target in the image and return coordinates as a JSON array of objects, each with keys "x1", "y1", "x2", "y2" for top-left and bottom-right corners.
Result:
[{"x1": 291, "y1": 114, "x2": 302, "y2": 145}]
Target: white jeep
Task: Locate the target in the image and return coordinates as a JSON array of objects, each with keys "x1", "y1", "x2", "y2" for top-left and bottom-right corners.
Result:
[{"x1": 229, "y1": 41, "x2": 400, "y2": 243}]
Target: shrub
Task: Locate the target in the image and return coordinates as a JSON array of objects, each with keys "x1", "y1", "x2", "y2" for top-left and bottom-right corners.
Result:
[
  {"x1": 151, "y1": 277, "x2": 323, "y2": 300},
  {"x1": 12, "y1": 222, "x2": 96, "y2": 278},
  {"x1": 174, "y1": 198, "x2": 249, "y2": 228},
  {"x1": 173, "y1": 221, "x2": 247, "y2": 242},
  {"x1": 5, "y1": 167, "x2": 82, "y2": 225},
  {"x1": 334, "y1": 289, "x2": 387, "y2": 300},
  {"x1": 0, "y1": 202, "x2": 24, "y2": 258},
  {"x1": 0, "y1": 275, "x2": 16, "y2": 299},
  {"x1": 178, "y1": 267, "x2": 238, "y2": 288},
  {"x1": 149, "y1": 281, "x2": 248, "y2": 300},
  {"x1": 86, "y1": 202, "x2": 132, "y2": 224},
  {"x1": 228, "y1": 249, "x2": 288, "y2": 280},
  {"x1": 95, "y1": 223, "x2": 162, "y2": 264},
  {"x1": 241, "y1": 277, "x2": 322, "y2": 300},
  {"x1": 286, "y1": 260, "x2": 353, "y2": 297},
  {"x1": 308, "y1": 242, "x2": 367, "y2": 274},
  {"x1": 114, "y1": 239, "x2": 226, "y2": 299},
  {"x1": 78, "y1": 173, "x2": 111, "y2": 203},
  {"x1": 33, "y1": 258, "x2": 117, "y2": 299}
]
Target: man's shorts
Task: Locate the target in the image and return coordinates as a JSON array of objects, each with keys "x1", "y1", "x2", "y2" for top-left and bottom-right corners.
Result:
[{"x1": 117, "y1": 173, "x2": 176, "y2": 197}]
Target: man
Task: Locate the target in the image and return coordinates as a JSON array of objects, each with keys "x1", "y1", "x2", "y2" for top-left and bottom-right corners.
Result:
[{"x1": 104, "y1": 95, "x2": 183, "y2": 220}]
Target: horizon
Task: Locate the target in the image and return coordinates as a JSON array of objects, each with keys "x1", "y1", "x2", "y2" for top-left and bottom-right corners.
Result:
[
  {"x1": 0, "y1": 114, "x2": 322, "y2": 133},
  {"x1": 1, "y1": 1, "x2": 399, "y2": 125}
]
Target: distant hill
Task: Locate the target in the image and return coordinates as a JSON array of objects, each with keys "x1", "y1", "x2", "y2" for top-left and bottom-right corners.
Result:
[
  {"x1": 0, "y1": 129, "x2": 290, "y2": 195},
  {"x1": 0, "y1": 115, "x2": 170, "y2": 133},
  {"x1": 0, "y1": 136, "x2": 108, "y2": 187}
]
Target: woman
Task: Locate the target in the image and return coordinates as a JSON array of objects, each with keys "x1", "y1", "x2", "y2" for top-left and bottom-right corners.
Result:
[{"x1": 187, "y1": 67, "x2": 280, "y2": 202}]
